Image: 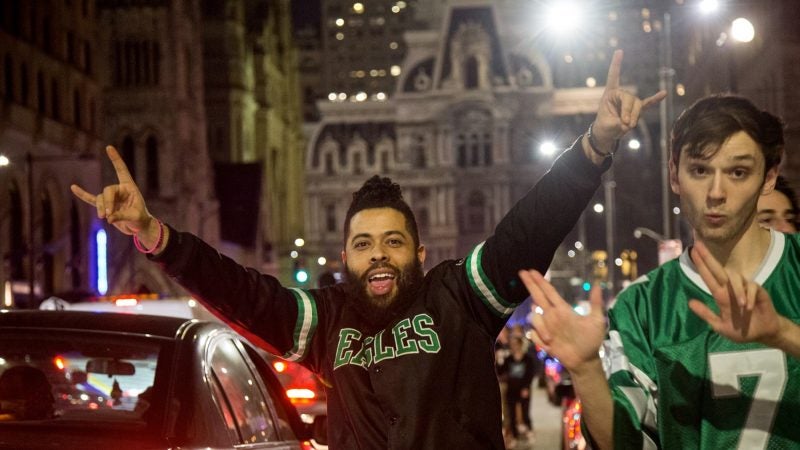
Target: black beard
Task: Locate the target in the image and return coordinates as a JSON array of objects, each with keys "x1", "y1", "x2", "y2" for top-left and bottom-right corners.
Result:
[{"x1": 344, "y1": 258, "x2": 424, "y2": 332}]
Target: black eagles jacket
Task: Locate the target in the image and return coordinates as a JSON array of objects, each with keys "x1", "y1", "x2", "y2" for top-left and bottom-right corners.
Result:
[{"x1": 151, "y1": 139, "x2": 608, "y2": 449}]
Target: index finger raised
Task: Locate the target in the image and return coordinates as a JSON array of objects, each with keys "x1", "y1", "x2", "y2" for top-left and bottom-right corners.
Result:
[
  {"x1": 70, "y1": 184, "x2": 96, "y2": 206},
  {"x1": 106, "y1": 145, "x2": 135, "y2": 184},
  {"x1": 604, "y1": 49, "x2": 623, "y2": 91}
]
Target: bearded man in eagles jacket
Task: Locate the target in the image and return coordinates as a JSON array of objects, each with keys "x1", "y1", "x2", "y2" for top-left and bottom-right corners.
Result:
[{"x1": 72, "y1": 50, "x2": 664, "y2": 449}]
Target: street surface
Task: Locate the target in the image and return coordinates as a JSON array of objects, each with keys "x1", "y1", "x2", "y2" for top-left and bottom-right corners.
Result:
[{"x1": 511, "y1": 377, "x2": 565, "y2": 450}]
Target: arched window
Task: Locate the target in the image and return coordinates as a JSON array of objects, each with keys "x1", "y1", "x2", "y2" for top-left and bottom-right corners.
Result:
[
  {"x1": 37, "y1": 71, "x2": 46, "y2": 113},
  {"x1": 3, "y1": 54, "x2": 13, "y2": 102},
  {"x1": 145, "y1": 135, "x2": 159, "y2": 194},
  {"x1": 69, "y1": 201, "x2": 81, "y2": 289},
  {"x1": 464, "y1": 191, "x2": 486, "y2": 233},
  {"x1": 454, "y1": 110, "x2": 493, "y2": 167},
  {"x1": 73, "y1": 89, "x2": 82, "y2": 128},
  {"x1": 50, "y1": 79, "x2": 60, "y2": 120},
  {"x1": 465, "y1": 56, "x2": 479, "y2": 89},
  {"x1": 121, "y1": 135, "x2": 136, "y2": 181},
  {"x1": 416, "y1": 208, "x2": 429, "y2": 236},
  {"x1": 88, "y1": 97, "x2": 95, "y2": 132},
  {"x1": 412, "y1": 135, "x2": 426, "y2": 169},
  {"x1": 9, "y1": 182, "x2": 24, "y2": 279},
  {"x1": 19, "y1": 62, "x2": 28, "y2": 105},
  {"x1": 352, "y1": 153, "x2": 362, "y2": 175},
  {"x1": 325, "y1": 204, "x2": 337, "y2": 232},
  {"x1": 41, "y1": 190, "x2": 54, "y2": 296},
  {"x1": 324, "y1": 153, "x2": 334, "y2": 176}
]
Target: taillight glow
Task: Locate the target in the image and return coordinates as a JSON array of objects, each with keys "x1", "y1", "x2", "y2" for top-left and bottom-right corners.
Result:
[
  {"x1": 53, "y1": 356, "x2": 66, "y2": 370},
  {"x1": 115, "y1": 298, "x2": 139, "y2": 307},
  {"x1": 286, "y1": 388, "x2": 316, "y2": 403},
  {"x1": 273, "y1": 361, "x2": 287, "y2": 373}
]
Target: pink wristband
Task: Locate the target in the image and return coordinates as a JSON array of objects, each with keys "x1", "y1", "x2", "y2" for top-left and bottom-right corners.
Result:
[{"x1": 133, "y1": 220, "x2": 164, "y2": 254}]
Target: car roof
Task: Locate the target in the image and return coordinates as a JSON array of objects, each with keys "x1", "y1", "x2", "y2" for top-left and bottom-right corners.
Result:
[{"x1": 0, "y1": 309, "x2": 200, "y2": 338}]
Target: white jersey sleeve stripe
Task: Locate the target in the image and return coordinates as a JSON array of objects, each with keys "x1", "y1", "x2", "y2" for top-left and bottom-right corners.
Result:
[
  {"x1": 284, "y1": 288, "x2": 318, "y2": 362},
  {"x1": 604, "y1": 331, "x2": 659, "y2": 432},
  {"x1": 465, "y1": 242, "x2": 514, "y2": 318}
]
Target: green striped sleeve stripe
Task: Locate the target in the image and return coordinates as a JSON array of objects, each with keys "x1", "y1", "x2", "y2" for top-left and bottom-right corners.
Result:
[
  {"x1": 283, "y1": 288, "x2": 318, "y2": 362},
  {"x1": 465, "y1": 242, "x2": 514, "y2": 318}
]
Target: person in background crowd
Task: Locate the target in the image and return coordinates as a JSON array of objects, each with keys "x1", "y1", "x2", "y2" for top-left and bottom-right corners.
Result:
[
  {"x1": 497, "y1": 334, "x2": 537, "y2": 448},
  {"x1": 71, "y1": 50, "x2": 664, "y2": 449},
  {"x1": 519, "y1": 94, "x2": 800, "y2": 449},
  {"x1": 757, "y1": 174, "x2": 798, "y2": 233}
]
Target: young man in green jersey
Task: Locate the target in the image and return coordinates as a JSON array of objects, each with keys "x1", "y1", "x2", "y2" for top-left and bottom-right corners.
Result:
[{"x1": 519, "y1": 95, "x2": 800, "y2": 449}]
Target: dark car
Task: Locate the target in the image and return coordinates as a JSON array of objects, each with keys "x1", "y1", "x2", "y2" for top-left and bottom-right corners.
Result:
[{"x1": 0, "y1": 310, "x2": 322, "y2": 449}]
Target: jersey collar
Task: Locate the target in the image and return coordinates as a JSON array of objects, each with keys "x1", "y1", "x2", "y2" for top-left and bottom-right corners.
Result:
[{"x1": 679, "y1": 228, "x2": 785, "y2": 295}]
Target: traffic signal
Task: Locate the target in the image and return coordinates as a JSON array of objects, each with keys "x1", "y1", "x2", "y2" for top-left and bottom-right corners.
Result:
[
  {"x1": 293, "y1": 260, "x2": 309, "y2": 284},
  {"x1": 620, "y1": 249, "x2": 638, "y2": 280}
]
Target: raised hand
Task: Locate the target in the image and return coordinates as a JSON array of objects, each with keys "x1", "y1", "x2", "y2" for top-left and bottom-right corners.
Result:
[
  {"x1": 688, "y1": 241, "x2": 782, "y2": 344},
  {"x1": 591, "y1": 50, "x2": 667, "y2": 151},
  {"x1": 70, "y1": 146, "x2": 154, "y2": 237},
  {"x1": 518, "y1": 270, "x2": 606, "y2": 371}
]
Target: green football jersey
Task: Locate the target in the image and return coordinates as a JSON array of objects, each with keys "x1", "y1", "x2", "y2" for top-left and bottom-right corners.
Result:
[{"x1": 605, "y1": 230, "x2": 800, "y2": 449}]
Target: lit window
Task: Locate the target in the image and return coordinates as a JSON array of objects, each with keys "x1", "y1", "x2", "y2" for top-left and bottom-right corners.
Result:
[
  {"x1": 389, "y1": 41, "x2": 398, "y2": 50},
  {"x1": 335, "y1": 18, "x2": 344, "y2": 27},
  {"x1": 676, "y1": 83, "x2": 686, "y2": 96},
  {"x1": 391, "y1": 5, "x2": 400, "y2": 13},
  {"x1": 586, "y1": 77, "x2": 597, "y2": 87},
  {"x1": 353, "y1": 2, "x2": 364, "y2": 13},
  {"x1": 564, "y1": 54, "x2": 574, "y2": 63},
  {"x1": 390, "y1": 65, "x2": 401, "y2": 76},
  {"x1": 336, "y1": 32, "x2": 344, "y2": 40},
  {"x1": 643, "y1": 21, "x2": 652, "y2": 33}
]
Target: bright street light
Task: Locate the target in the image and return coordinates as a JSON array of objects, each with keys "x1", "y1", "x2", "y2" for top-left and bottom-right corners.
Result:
[
  {"x1": 730, "y1": 17, "x2": 755, "y2": 43},
  {"x1": 294, "y1": 238, "x2": 305, "y2": 247},
  {"x1": 543, "y1": 2, "x2": 584, "y2": 34},
  {"x1": 0, "y1": 155, "x2": 9, "y2": 167},
  {"x1": 539, "y1": 141, "x2": 557, "y2": 157},
  {"x1": 593, "y1": 203, "x2": 604, "y2": 214},
  {"x1": 698, "y1": 0, "x2": 720, "y2": 15}
]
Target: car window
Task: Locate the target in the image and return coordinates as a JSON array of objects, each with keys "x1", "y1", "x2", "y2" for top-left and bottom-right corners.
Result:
[
  {"x1": 208, "y1": 338, "x2": 280, "y2": 444},
  {"x1": 0, "y1": 331, "x2": 164, "y2": 426}
]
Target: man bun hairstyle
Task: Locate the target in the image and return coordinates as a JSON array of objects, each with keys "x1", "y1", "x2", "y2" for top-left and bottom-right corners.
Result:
[
  {"x1": 671, "y1": 94, "x2": 784, "y2": 174},
  {"x1": 344, "y1": 175, "x2": 420, "y2": 248}
]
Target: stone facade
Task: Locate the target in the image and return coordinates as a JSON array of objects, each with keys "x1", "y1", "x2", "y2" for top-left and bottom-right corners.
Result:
[
  {"x1": 303, "y1": 3, "x2": 630, "y2": 284},
  {"x1": 0, "y1": 0, "x2": 305, "y2": 304},
  {"x1": 0, "y1": 0, "x2": 104, "y2": 306}
]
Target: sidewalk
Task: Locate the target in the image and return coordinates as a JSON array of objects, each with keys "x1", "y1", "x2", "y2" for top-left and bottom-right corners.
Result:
[{"x1": 507, "y1": 378, "x2": 563, "y2": 449}]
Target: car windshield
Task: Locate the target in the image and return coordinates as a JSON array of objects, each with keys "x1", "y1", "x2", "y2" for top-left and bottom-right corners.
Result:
[{"x1": 0, "y1": 330, "x2": 167, "y2": 426}]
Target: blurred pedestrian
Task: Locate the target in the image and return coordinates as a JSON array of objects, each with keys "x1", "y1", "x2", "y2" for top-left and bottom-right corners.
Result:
[{"x1": 497, "y1": 335, "x2": 536, "y2": 448}]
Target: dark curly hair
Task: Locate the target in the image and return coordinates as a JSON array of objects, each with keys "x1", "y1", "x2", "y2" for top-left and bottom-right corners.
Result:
[
  {"x1": 774, "y1": 175, "x2": 800, "y2": 228},
  {"x1": 671, "y1": 94, "x2": 784, "y2": 175},
  {"x1": 343, "y1": 175, "x2": 420, "y2": 248}
]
